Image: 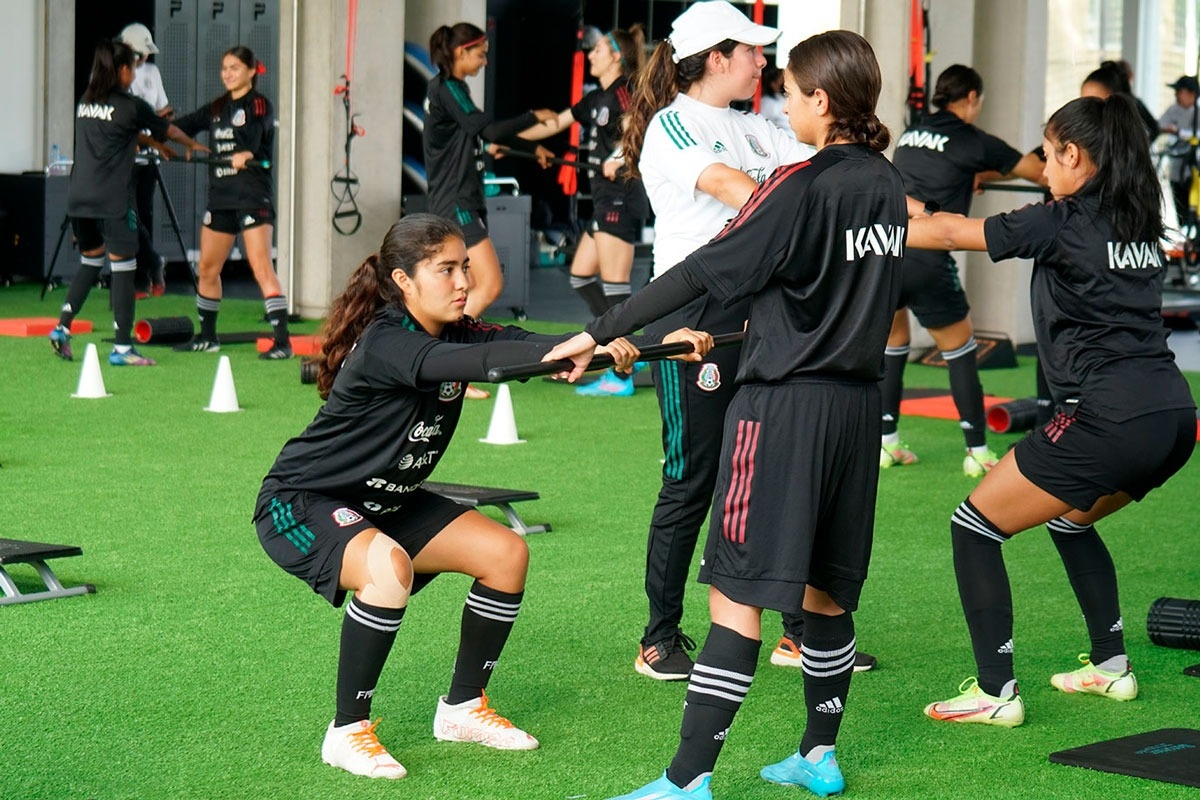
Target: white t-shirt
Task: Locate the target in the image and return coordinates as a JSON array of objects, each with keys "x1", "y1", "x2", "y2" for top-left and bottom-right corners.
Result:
[
  {"x1": 639, "y1": 92, "x2": 814, "y2": 277},
  {"x1": 131, "y1": 61, "x2": 170, "y2": 112}
]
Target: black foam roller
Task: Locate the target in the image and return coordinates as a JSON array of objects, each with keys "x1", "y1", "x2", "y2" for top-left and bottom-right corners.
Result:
[
  {"x1": 134, "y1": 316, "x2": 194, "y2": 345},
  {"x1": 1147, "y1": 597, "x2": 1200, "y2": 650}
]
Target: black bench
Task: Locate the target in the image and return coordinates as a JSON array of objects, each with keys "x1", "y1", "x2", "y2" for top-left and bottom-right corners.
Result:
[
  {"x1": 0, "y1": 539, "x2": 96, "y2": 605},
  {"x1": 423, "y1": 482, "x2": 551, "y2": 535}
]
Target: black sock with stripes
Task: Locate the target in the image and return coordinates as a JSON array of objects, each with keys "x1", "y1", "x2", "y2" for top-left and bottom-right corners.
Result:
[
  {"x1": 109, "y1": 259, "x2": 137, "y2": 346},
  {"x1": 446, "y1": 581, "x2": 523, "y2": 704},
  {"x1": 880, "y1": 345, "x2": 908, "y2": 437},
  {"x1": 1047, "y1": 518, "x2": 1126, "y2": 664},
  {"x1": 666, "y1": 623, "x2": 759, "y2": 789},
  {"x1": 264, "y1": 294, "x2": 290, "y2": 346},
  {"x1": 60, "y1": 257, "x2": 105, "y2": 327},
  {"x1": 196, "y1": 294, "x2": 220, "y2": 341},
  {"x1": 569, "y1": 275, "x2": 608, "y2": 318},
  {"x1": 944, "y1": 337, "x2": 987, "y2": 448},
  {"x1": 335, "y1": 596, "x2": 406, "y2": 726},
  {"x1": 951, "y1": 499, "x2": 1014, "y2": 696},
  {"x1": 602, "y1": 281, "x2": 631, "y2": 310},
  {"x1": 799, "y1": 609, "x2": 855, "y2": 755}
]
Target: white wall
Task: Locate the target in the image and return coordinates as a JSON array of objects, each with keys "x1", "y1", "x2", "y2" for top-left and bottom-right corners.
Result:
[{"x1": 1, "y1": 1, "x2": 43, "y2": 173}]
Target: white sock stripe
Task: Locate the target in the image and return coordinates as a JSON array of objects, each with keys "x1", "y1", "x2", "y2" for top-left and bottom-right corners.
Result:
[
  {"x1": 942, "y1": 337, "x2": 978, "y2": 360},
  {"x1": 801, "y1": 637, "x2": 857, "y2": 660},
  {"x1": 691, "y1": 662, "x2": 755, "y2": 685},
  {"x1": 81, "y1": 255, "x2": 106, "y2": 267},
  {"x1": 803, "y1": 657, "x2": 856, "y2": 677},
  {"x1": 347, "y1": 602, "x2": 403, "y2": 633},
  {"x1": 1047, "y1": 517, "x2": 1090, "y2": 534},
  {"x1": 688, "y1": 672, "x2": 751, "y2": 698},
  {"x1": 884, "y1": 345, "x2": 910, "y2": 357},
  {"x1": 569, "y1": 275, "x2": 599, "y2": 288},
  {"x1": 466, "y1": 591, "x2": 522, "y2": 612},
  {"x1": 264, "y1": 296, "x2": 289, "y2": 312},
  {"x1": 953, "y1": 503, "x2": 1008, "y2": 544},
  {"x1": 110, "y1": 258, "x2": 137, "y2": 272},
  {"x1": 602, "y1": 282, "x2": 631, "y2": 295},
  {"x1": 686, "y1": 684, "x2": 750, "y2": 703},
  {"x1": 196, "y1": 297, "x2": 221, "y2": 311}
]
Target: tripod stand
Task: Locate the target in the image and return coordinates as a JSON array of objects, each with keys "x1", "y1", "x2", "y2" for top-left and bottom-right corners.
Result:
[{"x1": 40, "y1": 153, "x2": 198, "y2": 299}]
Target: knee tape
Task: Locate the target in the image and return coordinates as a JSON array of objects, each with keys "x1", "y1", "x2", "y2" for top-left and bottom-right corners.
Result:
[{"x1": 358, "y1": 533, "x2": 412, "y2": 607}]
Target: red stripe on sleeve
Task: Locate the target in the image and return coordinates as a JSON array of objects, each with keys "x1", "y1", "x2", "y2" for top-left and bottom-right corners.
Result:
[{"x1": 715, "y1": 161, "x2": 810, "y2": 241}]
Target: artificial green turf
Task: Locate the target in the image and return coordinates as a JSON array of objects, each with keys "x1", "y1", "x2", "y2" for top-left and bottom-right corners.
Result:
[{"x1": 0, "y1": 282, "x2": 1198, "y2": 799}]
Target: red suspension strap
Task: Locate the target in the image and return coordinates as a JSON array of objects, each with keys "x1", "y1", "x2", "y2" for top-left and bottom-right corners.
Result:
[
  {"x1": 332, "y1": 0, "x2": 365, "y2": 235},
  {"x1": 556, "y1": 25, "x2": 586, "y2": 197}
]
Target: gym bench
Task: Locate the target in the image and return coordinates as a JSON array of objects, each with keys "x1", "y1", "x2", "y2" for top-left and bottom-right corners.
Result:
[
  {"x1": 423, "y1": 482, "x2": 551, "y2": 535},
  {"x1": 0, "y1": 539, "x2": 96, "y2": 605}
]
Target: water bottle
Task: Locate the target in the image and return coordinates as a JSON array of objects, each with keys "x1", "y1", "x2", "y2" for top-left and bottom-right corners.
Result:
[{"x1": 47, "y1": 143, "x2": 60, "y2": 173}]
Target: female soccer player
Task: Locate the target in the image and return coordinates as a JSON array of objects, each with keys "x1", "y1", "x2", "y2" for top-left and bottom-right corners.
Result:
[
  {"x1": 547, "y1": 29, "x2": 907, "y2": 799},
  {"x1": 617, "y1": 0, "x2": 817, "y2": 680},
  {"x1": 883, "y1": 64, "x2": 1044, "y2": 475},
  {"x1": 255, "y1": 213, "x2": 704, "y2": 779},
  {"x1": 424, "y1": 22, "x2": 555, "y2": 321},
  {"x1": 911, "y1": 94, "x2": 1195, "y2": 728},
  {"x1": 172, "y1": 46, "x2": 291, "y2": 358},
  {"x1": 521, "y1": 24, "x2": 651, "y2": 396},
  {"x1": 49, "y1": 39, "x2": 204, "y2": 366}
]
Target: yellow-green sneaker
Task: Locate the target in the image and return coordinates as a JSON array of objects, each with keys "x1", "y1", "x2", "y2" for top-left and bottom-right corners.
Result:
[
  {"x1": 880, "y1": 442, "x2": 918, "y2": 468},
  {"x1": 963, "y1": 448, "x2": 999, "y2": 477},
  {"x1": 924, "y1": 677, "x2": 1024, "y2": 728},
  {"x1": 1050, "y1": 654, "x2": 1137, "y2": 701}
]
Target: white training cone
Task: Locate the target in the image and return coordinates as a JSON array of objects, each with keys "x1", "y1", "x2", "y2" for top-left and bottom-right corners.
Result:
[
  {"x1": 205, "y1": 355, "x2": 241, "y2": 413},
  {"x1": 72, "y1": 343, "x2": 112, "y2": 398},
  {"x1": 479, "y1": 383, "x2": 524, "y2": 445}
]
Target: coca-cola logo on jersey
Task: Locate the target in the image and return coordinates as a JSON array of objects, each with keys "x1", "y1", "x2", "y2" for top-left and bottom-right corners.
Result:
[{"x1": 408, "y1": 415, "x2": 444, "y2": 443}]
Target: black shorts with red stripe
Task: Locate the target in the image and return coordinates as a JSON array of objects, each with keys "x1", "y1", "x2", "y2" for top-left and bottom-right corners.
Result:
[
  {"x1": 699, "y1": 378, "x2": 881, "y2": 614},
  {"x1": 1013, "y1": 401, "x2": 1195, "y2": 511}
]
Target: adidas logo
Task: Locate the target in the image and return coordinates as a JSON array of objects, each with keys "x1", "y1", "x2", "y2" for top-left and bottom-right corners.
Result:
[
  {"x1": 997, "y1": 639, "x2": 1014, "y2": 655},
  {"x1": 713, "y1": 727, "x2": 729, "y2": 742},
  {"x1": 815, "y1": 697, "x2": 844, "y2": 714},
  {"x1": 712, "y1": 140, "x2": 726, "y2": 153},
  {"x1": 1110, "y1": 617, "x2": 1124, "y2": 633}
]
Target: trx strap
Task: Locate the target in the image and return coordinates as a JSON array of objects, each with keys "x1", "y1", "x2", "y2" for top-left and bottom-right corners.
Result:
[
  {"x1": 332, "y1": 0, "x2": 364, "y2": 235},
  {"x1": 751, "y1": 0, "x2": 765, "y2": 112},
  {"x1": 557, "y1": 24, "x2": 586, "y2": 197},
  {"x1": 906, "y1": 0, "x2": 931, "y2": 127}
]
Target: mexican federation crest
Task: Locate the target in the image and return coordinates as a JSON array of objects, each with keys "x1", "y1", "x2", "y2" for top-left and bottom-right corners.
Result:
[{"x1": 696, "y1": 362, "x2": 721, "y2": 392}]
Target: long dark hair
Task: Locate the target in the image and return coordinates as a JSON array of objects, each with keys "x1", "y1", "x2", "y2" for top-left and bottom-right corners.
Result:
[
  {"x1": 210, "y1": 45, "x2": 258, "y2": 115},
  {"x1": 622, "y1": 38, "x2": 740, "y2": 179},
  {"x1": 430, "y1": 22, "x2": 485, "y2": 75},
  {"x1": 606, "y1": 24, "x2": 647, "y2": 78},
  {"x1": 1045, "y1": 95, "x2": 1161, "y2": 244},
  {"x1": 316, "y1": 214, "x2": 464, "y2": 398},
  {"x1": 82, "y1": 40, "x2": 136, "y2": 103},
  {"x1": 786, "y1": 30, "x2": 890, "y2": 151},
  {"x1": 931, "y1": 64, "x2": 983, "y2": 109}
]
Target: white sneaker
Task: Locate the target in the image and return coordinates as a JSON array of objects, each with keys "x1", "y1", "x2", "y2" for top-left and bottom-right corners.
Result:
[
  {"x1": 433, "y1": 691, "x2": 539, "y2": 750},
  {"x1": 321, "y1": 719, "x2": 407, "y2": 779}
]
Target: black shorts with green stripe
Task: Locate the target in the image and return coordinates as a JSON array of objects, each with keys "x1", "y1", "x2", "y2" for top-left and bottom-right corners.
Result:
[{"x1": 254, "y1": 484, "x2": 469, "y2": 607}]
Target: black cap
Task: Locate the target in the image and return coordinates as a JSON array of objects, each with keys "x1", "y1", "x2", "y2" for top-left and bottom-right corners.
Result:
[{"x1": 1167, "y1": 75, "x2": 1199, "y2": 93}]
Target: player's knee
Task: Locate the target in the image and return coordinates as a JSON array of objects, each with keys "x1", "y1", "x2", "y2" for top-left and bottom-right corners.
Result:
[
  {"x1": 359, "y1": 533, "x2": 413, "y2": 608},
  {"x1": 497, "y1": 532, "x2": 530, "y2": 580}
]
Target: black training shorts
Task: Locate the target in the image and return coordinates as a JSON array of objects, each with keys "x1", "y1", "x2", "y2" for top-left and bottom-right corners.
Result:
[
  {"x1": 72, "y1": 214, "x2": 139, "y2": 258},
  {"x1": 1013, "y1": 402, "x2": 1196, "y2": 512},
  {"x1": 254, "y1": 485, "x2": 470, "y2": 607},
  {"x1": 588, "y1": 194, "x2": 644, "y2": 244},
  {"x1": 897, "y1": 249, "x2": 970, "y2": 329},
  {"x1": 203, "y1": 206, "x2": 275, "y2": 234},
  {"x1": 699, "y1": 379, "x2": 882, "y2": 614}
]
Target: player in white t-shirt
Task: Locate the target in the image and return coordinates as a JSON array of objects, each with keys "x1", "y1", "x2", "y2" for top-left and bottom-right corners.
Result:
[
  {"x1": 118, "y1": 23, "x2": 173, "y2": 297},
  {"x1": 620, "y1": 1, "x2": 859, "y2": 684}
]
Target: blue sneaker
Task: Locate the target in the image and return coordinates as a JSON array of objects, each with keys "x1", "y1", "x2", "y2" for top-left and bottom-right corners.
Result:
[
  {"x1": 49, "y1": 325, "x2": 73, "y2": 360},
  {"x1": 108, "y1": 347, "x2": 156, "y2": 366},
  {"x1": 760, "y1": 750, "x2": 845, "y2": 797},
  {"x1": 576, "y1": 368, "x2": 634, "y2": 397},
  {"x1": 607, "y1": 772, "x2": 712, "y2": 800}
]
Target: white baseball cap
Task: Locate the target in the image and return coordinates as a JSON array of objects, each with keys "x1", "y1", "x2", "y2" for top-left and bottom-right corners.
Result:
[
  {"x1": 118, "y1": 23, "x2": 159, "y2": 56},
  {"x1": 669, "y1": 1, "x2": 779, "y2": 63}
]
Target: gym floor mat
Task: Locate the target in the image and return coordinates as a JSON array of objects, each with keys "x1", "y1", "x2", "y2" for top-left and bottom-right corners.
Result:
[
  {"x1": 0, "y1": 317, "x2": 93, "y2": 337},
  {"x1": 1049, "y1": 728, "x2": 1200, "y2": 788}
]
